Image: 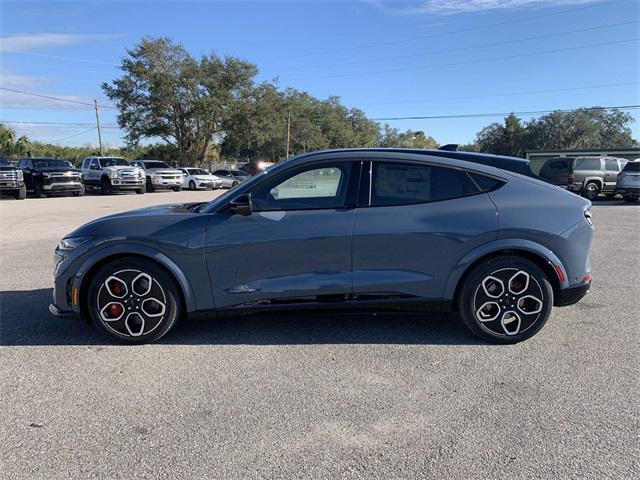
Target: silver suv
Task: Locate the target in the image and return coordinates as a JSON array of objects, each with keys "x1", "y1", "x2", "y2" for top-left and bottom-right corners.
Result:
[
  {"x1": 131, "y1": 160, "x2": 183, "y2": 192},
  {"x1": 81, "y1": 157, "x2": 145, "y2": 195},
  {"x1": 538, "y1": 156, "x2": 628, "y2": 200},
  {"x1": 616, "y1": 159, "x2": 640, "y2": 203}
]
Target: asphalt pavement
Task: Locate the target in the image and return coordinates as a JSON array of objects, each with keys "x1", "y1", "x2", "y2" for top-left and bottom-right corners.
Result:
[{"x1": 1, "y1": 191, "x2": 638, "y2": 479}]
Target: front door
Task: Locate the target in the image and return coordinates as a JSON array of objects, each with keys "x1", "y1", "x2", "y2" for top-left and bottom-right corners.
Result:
[{"x1": 204, "y1": 160, "x2": 361, "y2": 309}]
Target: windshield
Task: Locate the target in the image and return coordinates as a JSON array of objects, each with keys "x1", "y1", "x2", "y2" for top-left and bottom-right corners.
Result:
[
  {"x1": 622, "y1": 161, "x2": 640, "y2": 172},
  {"x1": 100, "y1": 158, "x2": 129, "y2": 167},
  {"x1": 231, "y1": 170, "x2": 247, "y2": 176},
  {"x1": 188, "y1": 169, "x2": 209, "y2": 175},
  {"x1": 32, "y1": 158, "x2": 72, "y2": 168},
  {"x1": 144, "y1": 161, "x2": 171, "y2": 169}
]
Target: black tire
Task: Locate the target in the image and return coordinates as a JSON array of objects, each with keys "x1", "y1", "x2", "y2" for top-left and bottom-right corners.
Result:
[
  {"x1": 101, "y1": 176, "x2": 114, "y2": 195},
  {"x1": 14, "y1": 185, "x2": 26, "y2": 200},
  {"x1": 136, "y1": 187, "x2": 145, "y2": 194},
  {"x1": 146, "y1": 178, "x2": 155, "y2": 193},
  {"x1": 72, "y1": 186, "x2": 85, "y2": 197},
  {"x1": 86, "y1": 257, "x2": 183, "y2": 344},
  {"x1": 189, "y1": 180, "x2": 196, "y2": 191},
  {"x1": 456, "y1": 256, "x2": 554, "y2": 344},
  {"x1": 173, "y1": 187, "x2": 182, "y2": 192},
  {"x1": 231, "y1": 181, "x2": 238, "y2": 188},
  {"x1": 34, "y1": 182, "x2": 47, "y2": 198},
  {"x1": 582, "y1": 182, "x2": 600, "y2": 200}
]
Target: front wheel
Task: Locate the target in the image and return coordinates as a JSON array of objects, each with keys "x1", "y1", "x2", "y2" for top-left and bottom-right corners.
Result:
[
  {"x1": 87, "y1": 257, "x2": 183, "y2": 343},
  {"x1": 231, "y1": 181, "x2": 238, "y2": 188},
  {"x1": 34, "y1": 182, "x2": 47, "y2": 198},
  {"x1": 189, "y1": 180, "x2": 196, "y2": 190},
  {"x1": 72, "y1": 186, "x2": 85, "y2": 197},
  {"x1": 173, "y1": 187, "x2": 182, "y2": 192},
  {"x1": 14, "y1": 185, "x2": 26, "y2": 200},
  {"x1": 101, "y1": 177, "x2": 114, "y2": 195},
  {"x1": 456, "y1": 256, "x2": 553, "y2": 344}
]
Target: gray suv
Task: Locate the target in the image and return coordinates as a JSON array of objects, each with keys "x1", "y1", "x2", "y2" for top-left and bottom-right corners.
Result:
[
  {"x1": 50, "y1": 148, "x2": 593, "y2": 344},
  {"x1": 539, "y1": 156, "x2": 628, "y2": 200}
]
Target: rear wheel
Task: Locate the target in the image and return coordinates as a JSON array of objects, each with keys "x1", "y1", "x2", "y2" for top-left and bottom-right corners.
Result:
[
  {"x1": 14, "y1": 185, "x2": 26, "y2": 200},
  {"x1": 87, "y1": 257, "x2": 183, "y2": 343},
  {"x1": 456, "y1": 256, "x2": 553, "y2": 344},
  {"x1": 146, "y1": 178, "x2": 155, "y2": 193},
  {"x1": 582, "y1": 182, "x2": 600, "y2": 200},
  {"x1": 72, "y1": 186, "x2": 85, "y2": 197}
]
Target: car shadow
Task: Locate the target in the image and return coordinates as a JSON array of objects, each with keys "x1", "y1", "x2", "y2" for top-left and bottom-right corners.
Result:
[{"x1": 0, "y1": 288, "x2": 481, "y2": 346}]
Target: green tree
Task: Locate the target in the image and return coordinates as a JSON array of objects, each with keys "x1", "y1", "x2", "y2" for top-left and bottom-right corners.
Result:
[
  {"x1": 0, "y1": 123, "x2": 17, "y2": 157},
  {"x1": 378, "y1": 124, "x2": 438, "y2": 149},
  {"x1": 103, "y1": 37, "x2": 258, "y2": 165},
  {"x1": 474, "y1": 113, "x2": 526, "y2": 157}
]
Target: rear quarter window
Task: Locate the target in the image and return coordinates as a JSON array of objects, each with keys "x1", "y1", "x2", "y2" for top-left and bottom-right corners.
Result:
[{"x1": 467, "y1": 172, "x2": 504, "y2": 192}]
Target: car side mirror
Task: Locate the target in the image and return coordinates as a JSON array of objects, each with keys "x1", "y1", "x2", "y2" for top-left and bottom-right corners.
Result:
[{"x1": 229, "y1": 193, "x2": 252, "y2": 216}]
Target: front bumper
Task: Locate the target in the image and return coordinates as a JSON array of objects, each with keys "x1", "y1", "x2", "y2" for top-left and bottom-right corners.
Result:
[
  {"x1": 49, "y1": 303, "x2": 80, "y2": 319},
  {"x1": 0, "y1": 180, "x2": 25, "y2": 190},
  {"x1": 556, "y1": 282, "x2": 591, "y2": 307},
  {"x1": 44, "y1": 181, "x2": 83, "y2": 192},
  {"x1": 111, "y1": 178, "x2": 145, "y2": 190}
]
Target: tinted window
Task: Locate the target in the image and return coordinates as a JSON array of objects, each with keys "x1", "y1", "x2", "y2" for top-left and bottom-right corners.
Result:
[
  {"x1": 541, "y1": 158, "x2": 571, "y2": 172},
  {"x1": 231, "y1": 170, "x2": 247, "y2": 176},
  {"x1": 213, "y1": 170, "x2": 228, "y2": 176},
  {"x1": 371, "y1": 162, "x2": 478, "y2": 206},
  {"x1": 143, "y1": 161, "x2": 170, "y2": 169},
  {"x1": 188, "y1": 169, "x2": 208, "y2": 175},
  {"x1": 575, "y1": 158, "x2": 601, "y2": 171},
  {"x1": 622, "y1": 161, "x2": 640, "y2": 172},
  {"x1": 252, "y1": 163, "x2": 353, "y2": 211},
  {"x1": 99, "y1": 158, "x2": 129, "y2": 167},
  {"x1": 468, "y1": 172, "x2": 503, "y2": 192},
  {"x1": 605, "y1": 159, "x2": 618, "y2": 171},
  {"x1": 32, "y1": 158, "x2": 70, "y2": 168}
]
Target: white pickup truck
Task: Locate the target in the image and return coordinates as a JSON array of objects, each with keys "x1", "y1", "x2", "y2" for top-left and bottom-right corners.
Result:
[
  {"x1": 80, "y1": 156, "x2": 145, "y2": 195},
  {"x1": 131, "y1": 160, "x2": 183, "y2": 192}
]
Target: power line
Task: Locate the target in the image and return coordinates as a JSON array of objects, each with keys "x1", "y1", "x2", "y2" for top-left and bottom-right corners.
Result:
[
  {"x1": 2, "y1": 49, "x2": 117, "y2": 66},
  {"x1": 371, "y1": 105, "x2": 640, "y2": 121},
  {"x1": 264, "y1": 21, "x2": 639, "y2": 74},
  {"x1": 50, "y1": 127, "x2": 97, "y2": 143},
  {"x1": 356, "y1": 82, "x2": 640, "y2": 107},
  {"x1": 0, "y1": 87, "x2": 117, "y2": 109},
  {"x1": 281, "y1": 38, "x2": 639, "y2": 81},
  {"x1": 0, "y1": 120, "x2": 119, "y2": 128},
  {"x1": 259, "y1": 0, "x2": 630, "y2": 62}
]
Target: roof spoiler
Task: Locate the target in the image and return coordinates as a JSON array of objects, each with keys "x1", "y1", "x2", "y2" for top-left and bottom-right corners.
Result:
[{"x1": 438, "y1": 144, "x2": 459, "y2": 151}]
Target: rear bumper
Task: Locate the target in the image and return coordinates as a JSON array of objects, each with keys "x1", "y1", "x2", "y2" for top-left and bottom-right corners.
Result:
[
  {"x1": 556, "y1": 282, "x2": 590, "y2": 307},
  {"x1": 616, "y1": 185, "x2": 640, "y2": 197}
]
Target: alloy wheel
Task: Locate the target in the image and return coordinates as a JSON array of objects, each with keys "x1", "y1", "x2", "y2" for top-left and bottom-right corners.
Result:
[
  {"x1": 96, "y1": 269, "x2": 167, "y2": 337},
  {"x1": 473, "y1": 268, "x2": 545, "y2": 336}
]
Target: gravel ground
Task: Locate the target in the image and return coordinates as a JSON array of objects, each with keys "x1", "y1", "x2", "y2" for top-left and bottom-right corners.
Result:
[{"x1": 1, "y1": 191, "x2": 638, "y2": 479}]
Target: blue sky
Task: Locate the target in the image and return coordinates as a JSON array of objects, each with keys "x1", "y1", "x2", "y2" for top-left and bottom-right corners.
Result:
[{"x1": 1, "y1": 0, "x2": 638, "y2": 148}]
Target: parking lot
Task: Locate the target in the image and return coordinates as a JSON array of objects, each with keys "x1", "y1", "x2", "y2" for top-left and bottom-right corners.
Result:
[{"x1": 0, "y1": 191, "x2": 638, "y2": 479}]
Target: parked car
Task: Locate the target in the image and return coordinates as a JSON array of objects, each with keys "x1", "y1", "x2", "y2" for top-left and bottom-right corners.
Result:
[
  {"x1": 538, "y1": 155, "x2": 628, "y2": 200},
  {"x1": 0, "y1": 156, "x2": 26, "y2": 199},
  {"x1": 616, "y1": 159, "x2": 640, "y2": 203},
  {"x1": 239, "y1": 161, "x2": 274, "y2": 176},
  {"x1": 81, "y1": 156, "x2": 145, "y2": 195},
  {"x1": 50, "y1": 148, "x2": 593, "y2": 344},
  {"x1": 211, "y1": 169, "x2": 250, "y2": 188},
  {"x1": 131, "y1": 160, "x2": 183, "y2": 192},
  {"x1": 17, "y1": 157, "x2": 84, "y2": 198},
  {"x1": 179, "y1": 168, "x2": 222, "y2": 190}
]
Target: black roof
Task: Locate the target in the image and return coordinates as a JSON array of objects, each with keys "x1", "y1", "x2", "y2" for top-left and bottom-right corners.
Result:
[{"x1": 301, "y1": 148, "x2": 539, "y2": 179}]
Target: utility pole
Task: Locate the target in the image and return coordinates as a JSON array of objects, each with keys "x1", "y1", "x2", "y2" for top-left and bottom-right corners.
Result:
[
  {"x1": 285, "y1": 110, "x2": 291, "y2": 159},
  {"x1": 94, "y1": 99, "x2": 104, "y2": 156}
]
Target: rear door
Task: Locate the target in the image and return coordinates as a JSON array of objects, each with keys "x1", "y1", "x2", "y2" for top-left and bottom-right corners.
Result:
[
  {"x1": 352, "y1": 160, "x2": 499, "y2": 300},
  {"x1": 204, "y1": 159, "x2": 361, "y2": 308},
  {"x1": 603, "y1": 158, "x2": 619, "y2": 192}
]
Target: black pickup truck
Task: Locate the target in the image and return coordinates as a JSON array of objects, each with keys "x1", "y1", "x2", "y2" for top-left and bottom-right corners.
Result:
[
  {"x1": 17, "y1": 157, "x2": 84, "y2": 198},
  {"x1": 0, "y1": 157, "x2": 26, "y2": 199}
]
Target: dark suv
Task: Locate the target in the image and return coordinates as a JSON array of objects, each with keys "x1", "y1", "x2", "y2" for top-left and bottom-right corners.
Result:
[
  {"x1": 0, "y1": 156, "x2": 26, "y2": 199},
  {"x1": 538, "y1": 156, "x2": 628, "y2": 199},
  {"x1": 17, "y1": 157, "x2": 84, "y2": 197}
]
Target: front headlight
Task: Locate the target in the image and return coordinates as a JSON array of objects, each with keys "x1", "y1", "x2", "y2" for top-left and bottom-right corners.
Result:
[
  {"x1": 57, "y1": 236, "x2": 94, "y2": 251},
  {"x1": 15, "y1": 170, "x2": 23, "y2": 181},
  {"x1": 108, "y1": 169, "x2": 118, "y2": 178}
]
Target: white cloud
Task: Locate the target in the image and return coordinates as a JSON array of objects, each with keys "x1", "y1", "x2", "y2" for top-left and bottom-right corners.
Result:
[
  {"x1": 372, "y1": 0, "x2": 598, "y2": 15},
  {"x1": 0, "y1": 33, "x2": 123, "y2": 52},
  {"x1": 0, "y1": 75, "x2": 101, "y2": 111}
]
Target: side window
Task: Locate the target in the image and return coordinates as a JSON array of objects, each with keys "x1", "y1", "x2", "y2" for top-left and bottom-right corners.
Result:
[
  {"x1": 575, "y1": 158, "x2": 601, "y2": 171},
  {"x1": 251, "y1": 162, "x2": 353, "y2": 211},
  {"x1": 91, "y1": 159, "x2": 100, "y2": 169},
  {"x1": 467, "y1": 172, "x2": 503, "y2": 192},
  {"x1": 605, "y1": 159, "x2": 618, "y2": 171},
  {"x1": 370, "y1": 162, "x2": 478, "y2": 207}
]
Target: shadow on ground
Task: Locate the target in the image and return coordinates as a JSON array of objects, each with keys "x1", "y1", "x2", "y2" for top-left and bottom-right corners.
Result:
[{"x1": 0, "y1": 288, "x2": 479, "y2": 347}]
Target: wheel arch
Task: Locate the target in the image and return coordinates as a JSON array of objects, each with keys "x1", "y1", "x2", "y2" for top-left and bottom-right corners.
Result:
[
  {"x1": 446, "y1": 241, "x2": 567, "y2": 310},
  {"x1": 75, "y1": 245, "x2": 196, "y2": 320}
]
